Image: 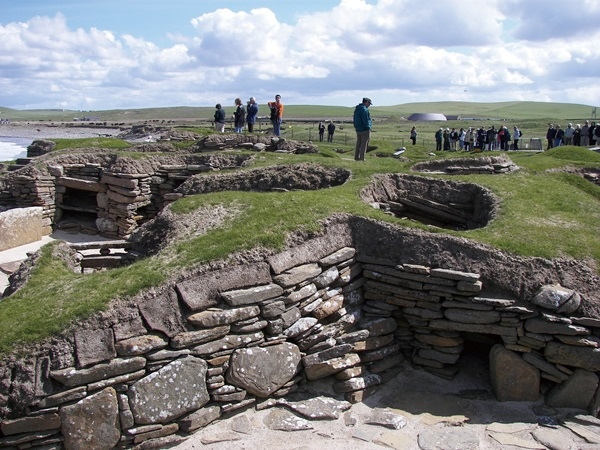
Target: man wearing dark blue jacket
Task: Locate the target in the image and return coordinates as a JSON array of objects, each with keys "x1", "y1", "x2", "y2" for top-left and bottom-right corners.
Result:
[{"x1": 353, "y1": 97, "x2": 372, "y2": 161}]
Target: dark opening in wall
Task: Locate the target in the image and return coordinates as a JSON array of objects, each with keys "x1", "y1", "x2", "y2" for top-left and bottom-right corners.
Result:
[{"x1": 56, "y1": 186, "x2": 98, "y2": 234}]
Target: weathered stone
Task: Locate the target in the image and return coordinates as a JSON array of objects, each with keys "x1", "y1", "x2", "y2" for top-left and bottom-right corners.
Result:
[
  {"x1": 176, "y1": 263, "x2": 272, "y2": 311},
  {"x1": 444, "y1": 308, "x2": 500, "y2": 324},
  {"x1": 273, "y1": 263, "x2": 322, "y2": 288},
  {"x1": 351, "y1": 334, "x2": 394, "y2": 351},
  {"x1": 0, "y1": 413, "x2": 61, "y2": 435},
  {"x1": 139, "y1": 288, "x2": 186, "y2": 338},
  {"x1": 221, "y1": 283, "x2": 284, "y2": 306},
  {"x1": 365, "y1": 408, "x2": 407, "y2": 429},
  {"x1": 545, "y1": 369, "x2": 599, "y2": 409},
  {"x1": 302, "y1": 344, "x2": 353, "y2": 367},
  {"x1": 531, "y1": 284, "x2": 581, "y2": 314},
  {"x1": 74, "y1": 328, "x2": 116, "y2": 368},
  {"x1": 60, "y1": 387, "x2": 120, "y2": 450},
  {"x1": 231, "y1": 319, "x2": 268, "y2": 333},
  {"x1": 170, "y1": 326, "x2": 230, "y2": 349},
  {"x1": 333, "y1": 373, "x2": 382, "y2": 393},
  {"x1": 287, "y1": 284, "x2": 317, "y2": 303},
  {"x1": 418, "y1": 427, "x2": 481, "y2": 450},
  {"x1": 522, "y1": 352, "x2": 569, "y2": 381},
  {"x1": 430, "y1": 268, "x2": 480, "y2": 282},
  {"x1": 489, "y1": 345, "x2": 539, "y2": 402},
  {"x1": 51, "y1": 357, "x2": 146, "y2": 387},
  {"x1": 313, "y1": 266, "x2": 339, "y2": 288},
  {"x1": 115, "y1": 334, "x2": 168, "y2": 356},
  {"x1": 360, "y1": 343, "x2": 401, "y2": 363},
  {"x1": 525, "y1": 317, "x2": 590, "y2": 336},
  {"x1": 283, "y1": 317, "x2": 318, "y2": 338},
  {"x1": 260, "y1": 300, "x2": 286, "y2": 318},
  {"x1": 277, "y1": 395, "x2": 352, "y2": 419},
  {"x1": 281, "y1": 307, "x2": 301, "y2": 328},
  {"x1": 544, "y1": 341, "x2": 600, "y2": 371},
  {"x1": 226, "y1": 342, "x2": 301, "y2": 397},
  {"x1": 187, "y1": 305, "x2": 260, "y2": 327},
  {"x1": 37, "y1": 386, "x2": 87, "y2": 409},
  {"x1": 312, "y1": 294, "x2": 344, "y2": 320},
  {"x1": 191, "y1": 332, "x2": 264, "y2": 356},
  {"x1": 358, "y1": 317, "x2": 397, "y2": 336},
  {"x1": 319, "y1": 246, "x2": 356, "y2": 266},
  {"x1": 414, "y1": 333, "x2": 463, "y2": 347},
  {"x1": 179, "y1": 405, "x2": 221, "y2": 432},
  {"x1": 263, "y1": 409, "x2": 313, "y2": 431},
  {"x1": 419, "y1": 348, "x2": 461, "y2": 365},
  {"x1": 128, "y1": 356, "x2": 209, "y2": 425},
  {"x1": 304, "y1": 353, "x2": 361, "y2": 380},
  {"x1": 555, "y1": 334, "x2": 600, "y2": 347}
]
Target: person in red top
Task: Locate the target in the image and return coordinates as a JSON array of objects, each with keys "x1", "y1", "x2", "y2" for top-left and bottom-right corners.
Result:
[{"x1": 267, "y1": 94, "x2": 284, "y2": 136}]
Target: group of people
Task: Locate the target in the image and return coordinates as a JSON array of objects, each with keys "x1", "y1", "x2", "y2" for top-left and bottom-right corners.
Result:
[
  {"x1": 213, "y1": 94, "x2": 284, "y2": 136},
  {"x1": 318, "y1": 121, "x2": 336, "y2": 142},
  {"x1": 435, "y1": 125, "x2": 522, "y2": 152},
  {"x1": 546, "y1": 121, "x2": 600, "y2": 149}
]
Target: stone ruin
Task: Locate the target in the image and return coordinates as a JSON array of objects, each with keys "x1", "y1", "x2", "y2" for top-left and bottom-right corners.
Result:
[
  {"x1": 0, "y1": 216, "x2": 599, "y2": 449},
  {"x1": 411, "y1": 155, "x2": 519, "y2": 175},
  {"x1": 2, "y1": 145, "x2": 600, "y2": 448}
]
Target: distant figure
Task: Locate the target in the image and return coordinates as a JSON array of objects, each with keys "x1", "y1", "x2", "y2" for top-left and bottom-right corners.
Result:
[
  {"x1": 443, "y1": 128, "x2": 451, "y2": 151},
  {"x1": 554, "y1": 124, "x2": 564, "y2": 147},
  {"x1": 513, "y1": 126, "x2": 521, "y2": 150},
  {"x1": 267, "y1": 94, "x2": 284, "y2": 136},
  {"x1": 353, "y1": 97, "x2": 372, "y2": 161},
  {"x1": 435, "y1": 128, "x2": 443, "y2": 151},
  {"x1": 563, "y1": 123, "x2": 574, "y2": 146},
  {"x1": 581, "y1": 121, "x2": 590, "y2": 146},
  {"x1": 233, "y1": 98, "x2": 246, "y2": 133},
  {"x1": 246, "y1": 97, "x2": 258, "y2": 133},
  {"x1": 458, "y1": 127, "x2": 465, "y2": 150},
  {"x1": 214, "y1": 104, "x2": 225, "y2": 132},
  {"x1": 574, "y1": 124, "x2": 581, "y2": 146},
  {"x1": 327, "y1": 121, "x2": 336, "y2": 142},
  {"x1": 410, "y1": 126, "x2": 417, "y2": 145},
  {"x1": 318, "y1": 122, "x2": 325, "y2": 142},
  {"x1": 546, "y1": 123, "x2": 556, "y2": 150}
]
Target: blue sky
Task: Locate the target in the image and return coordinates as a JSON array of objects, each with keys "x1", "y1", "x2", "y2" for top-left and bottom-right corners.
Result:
[{"x1": 1, "y1": 0, "x2": 599, "y2": 110}]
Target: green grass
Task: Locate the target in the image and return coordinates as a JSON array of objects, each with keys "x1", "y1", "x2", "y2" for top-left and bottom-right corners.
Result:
[{"x1": 0, "y1": 101, "x2": 599, "y2": 355}]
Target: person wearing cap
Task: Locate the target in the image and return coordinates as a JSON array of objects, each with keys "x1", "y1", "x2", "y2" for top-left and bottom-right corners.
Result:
[
  {"x1": 267, "y1": 94, "x2": 284, "y2": 136},
  {"x1": 353, "y1": 97, "x2": 372, "y2": 161},
  {"x1": 246, "y1": 97, "x2": 259, "y2": 133}
]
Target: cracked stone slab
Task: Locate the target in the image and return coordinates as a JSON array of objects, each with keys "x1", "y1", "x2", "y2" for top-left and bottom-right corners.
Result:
[
  {"x1": 277, "y1": 396, "x2": 352, "y2": 420},
  {"x1": 263, "y1": 409, "x2": 313, "y2": 431}
]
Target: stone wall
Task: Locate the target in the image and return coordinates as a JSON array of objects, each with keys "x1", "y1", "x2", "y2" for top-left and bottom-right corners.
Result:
[{"x1": 1, "y1": 218, "x2": 599, "y2": 449}]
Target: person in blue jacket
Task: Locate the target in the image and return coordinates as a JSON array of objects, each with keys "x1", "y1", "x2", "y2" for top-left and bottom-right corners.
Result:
[
  {"x1": 353, "y1": 97, "x2": 372, "y2": 161},
  {"x1": 246, "y1": 97, "x2": 259, "y2": 133}
]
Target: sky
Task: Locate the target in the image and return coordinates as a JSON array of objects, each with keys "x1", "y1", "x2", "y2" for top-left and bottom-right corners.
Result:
[{"x1": 1, "y1": 0, "x2": 599, "y2": 111}]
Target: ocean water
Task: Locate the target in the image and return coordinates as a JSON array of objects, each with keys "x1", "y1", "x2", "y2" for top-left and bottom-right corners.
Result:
[{"x1": 0, "y1": 137, "x2": 30, "y2": 162}]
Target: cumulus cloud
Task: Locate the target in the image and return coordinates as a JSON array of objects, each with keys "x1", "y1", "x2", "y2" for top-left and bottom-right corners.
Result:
[{"x1": 0, "y1": 0, "x2": 599, "y2": 110}]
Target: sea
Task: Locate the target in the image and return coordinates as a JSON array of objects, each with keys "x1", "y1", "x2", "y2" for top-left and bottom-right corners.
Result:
[{"x1": 0, "y1": 137, "x2": 30, "y2": 162}]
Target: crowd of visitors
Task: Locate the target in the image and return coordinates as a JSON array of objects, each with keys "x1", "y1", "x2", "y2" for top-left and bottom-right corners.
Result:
[
  {"x1": 545, "y1": 121, "x2": 600, "y2": 149},
  {"x1": 212, "y1": 94, "x2": 282, "y2": 135},
  {"x1": 435, "y1": 125, "x2": 521, "y2": 152}
]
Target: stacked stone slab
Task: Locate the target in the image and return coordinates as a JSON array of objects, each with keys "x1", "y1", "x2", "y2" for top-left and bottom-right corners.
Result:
[{"x1": 1, "y1": 224, "x2": 600, "y2": 449}]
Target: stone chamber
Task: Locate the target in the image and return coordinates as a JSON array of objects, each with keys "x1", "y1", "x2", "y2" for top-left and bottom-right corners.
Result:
[{"x1": 1, "y1": 147, "x2": 600, "y2": 449}]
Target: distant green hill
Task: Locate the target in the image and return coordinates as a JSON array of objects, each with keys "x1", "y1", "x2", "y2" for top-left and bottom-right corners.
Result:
[{"x1": 0, "y1": 101, "x2": 596, "y2": 123}]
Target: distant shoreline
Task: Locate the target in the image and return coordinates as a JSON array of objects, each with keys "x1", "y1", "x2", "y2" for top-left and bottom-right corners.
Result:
[{"x1": 0, "y1": 123, "x2": 120, "y2": 140}]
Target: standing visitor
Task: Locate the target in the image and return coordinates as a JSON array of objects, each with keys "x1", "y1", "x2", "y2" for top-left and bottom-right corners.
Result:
[
  {"x1": 267, "y1": 94, "x2": 284, "y2": 136},
  {"x1": 233, "y1": 98, "x2": 246, "y2": 133},
  {"x1": 353, "y1": 97, "x2": 372, "y2": 161},
  {"x1": 513, "y1": 126, "x2": 521, "y2": 150},
  {"x1": 410, "y1": 126, "x2": 417, "y2": 145},
  {"x1": 564, "y1": 123, "x2": 574, "y2": 146},
  {"x1": 214, "y1": 104, "x2": 226, "y2": 132},
  {"x1": 435, "y1": 128, "x2": 443, "y2": 151},
  {"x1": 554, "y1": 125, "x2": 564, "y2": 147},
  {"x1": 581, "y1": 121, "x2": 590, "y2": 147},
  {"x1": 458, "y1": 128, "x2": 465, "y2": 150},
  {"x1": 546, "y1": 124, "x2": 556, "y2": 150},
  {"x1": 574, "y1": 124, "x2": 581, "y2": 146},
  {"x1": 318, "y1": 122, "x2": 325, "y2": 142},
  {"x1": 327, "y1": 121, "x2": 336, "y2": 142},
  {"x1": 246, "y1": 97, "x2": 258, "y2": 133}
]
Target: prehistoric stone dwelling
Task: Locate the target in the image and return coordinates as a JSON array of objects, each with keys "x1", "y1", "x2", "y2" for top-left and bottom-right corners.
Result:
[{"x1": 1, "y1": 143, "x2": 600, "y2": 449}]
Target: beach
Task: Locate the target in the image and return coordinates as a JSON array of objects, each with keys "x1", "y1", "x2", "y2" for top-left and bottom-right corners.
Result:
[{"x1": 0, "y1": 122, "x2": 121, "y2": 161}]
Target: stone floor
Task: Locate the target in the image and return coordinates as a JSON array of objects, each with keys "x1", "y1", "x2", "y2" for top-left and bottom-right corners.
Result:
[{"x1": 171, "y1": 353, "x2": 600, "y2": 450}]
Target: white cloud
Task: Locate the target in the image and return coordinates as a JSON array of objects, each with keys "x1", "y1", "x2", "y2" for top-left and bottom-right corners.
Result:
[{"x1": 0, "y1": 1, "x2": 599, "y2": 110}]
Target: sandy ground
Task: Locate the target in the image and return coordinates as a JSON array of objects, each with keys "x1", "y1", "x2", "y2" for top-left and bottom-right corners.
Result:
[{"x1": 0, "y1": 123, "x2": 121, "y2": 140}]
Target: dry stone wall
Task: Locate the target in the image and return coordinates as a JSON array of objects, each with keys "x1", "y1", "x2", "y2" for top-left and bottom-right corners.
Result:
[{"x1": 1, "y1": 218, "x2": 600, "y2": 449}]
